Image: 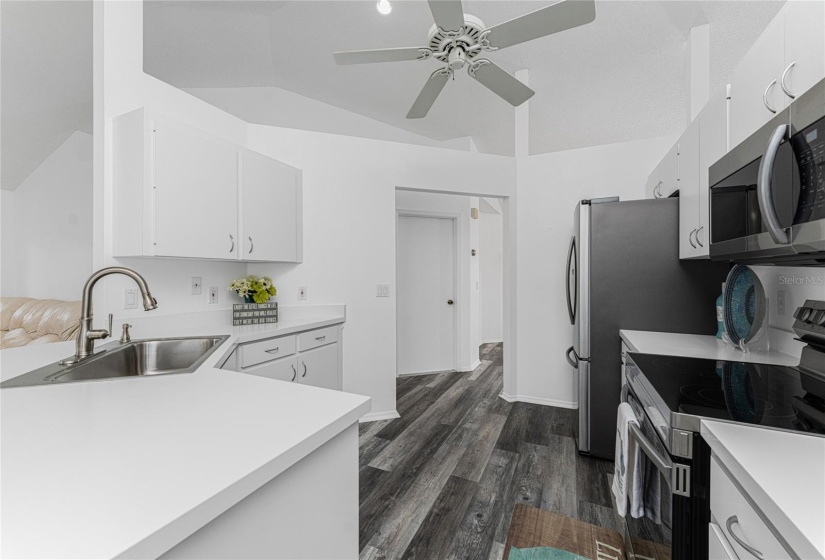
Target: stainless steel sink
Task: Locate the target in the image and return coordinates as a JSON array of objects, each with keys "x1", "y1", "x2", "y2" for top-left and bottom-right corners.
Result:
[{"x1": 1, "y1": 336, "x2": 229, "y2": 389}]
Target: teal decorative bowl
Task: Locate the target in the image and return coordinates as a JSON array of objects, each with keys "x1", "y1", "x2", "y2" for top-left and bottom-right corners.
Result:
[{"x1": 723, "y1": 265, "x2": 766, "y2": 345}]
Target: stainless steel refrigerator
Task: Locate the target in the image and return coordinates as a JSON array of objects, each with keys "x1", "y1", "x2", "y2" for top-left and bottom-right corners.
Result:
[{"x1": 565, "y1": 197, "x2": 730, "y2": 460}]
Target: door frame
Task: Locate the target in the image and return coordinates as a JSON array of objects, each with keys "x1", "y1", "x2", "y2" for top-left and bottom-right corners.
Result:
[{"x1": 395, "y1": 210, "x2": 461, "y2": 376}]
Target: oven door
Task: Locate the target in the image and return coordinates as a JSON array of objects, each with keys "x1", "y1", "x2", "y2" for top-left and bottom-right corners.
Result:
[{"x1": 623, "y1": 391, "x2": 676, "y2": 560}]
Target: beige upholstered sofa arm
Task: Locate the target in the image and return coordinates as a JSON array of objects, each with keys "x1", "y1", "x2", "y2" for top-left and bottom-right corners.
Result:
[{"x1": 0, "y1": 297, "x2": 81, "y2": 349}]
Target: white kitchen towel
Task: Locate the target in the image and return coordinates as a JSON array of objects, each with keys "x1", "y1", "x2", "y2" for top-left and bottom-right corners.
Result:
[{"x1": 611, "y1": 402, "x2": 640, "y2": 517}]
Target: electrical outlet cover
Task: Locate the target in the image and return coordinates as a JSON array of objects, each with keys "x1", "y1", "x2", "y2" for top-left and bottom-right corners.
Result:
[
  {"x1": 208, "y1": 287, "x2": 219, "y2": 304},
  {"x1": 191, "y1": 277, "x2": 202, "y2": 295}
]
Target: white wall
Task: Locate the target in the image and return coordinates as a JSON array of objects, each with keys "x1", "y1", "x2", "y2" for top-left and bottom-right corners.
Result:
[
  {"x1": 514, "y1": 135, "x2": 677, "y2": 407},
  {"x1": 0, "y1": 131, "x2": 93, "y2": 300},
  {"x1": 100, "y1": 1, "x2": 248, "y2": 319},
  {"x1": 752, "y1": 266, "x2": 825, "y2": 332},
  {"x1": 246, "y1": 125, "x2": 515, "y2": 418},
  {"x1": 480, "y1": 208, "x2": 504, "y2": 343},
  {"x1": 394, "y1": 190, "x2": 481, "y2": 372}
]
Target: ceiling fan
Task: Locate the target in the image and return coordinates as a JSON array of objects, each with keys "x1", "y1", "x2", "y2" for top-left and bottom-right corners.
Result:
[{"x1": 333, "y1": 0, "x2": 596, "y2": 119}]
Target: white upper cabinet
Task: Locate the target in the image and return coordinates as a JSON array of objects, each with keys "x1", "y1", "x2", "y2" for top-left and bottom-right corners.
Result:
[
  {"x1": 678, "y1": 119, "x2": 701, "y2": 259},
  {"x1": 729, "y1": 1, "x2": 825, "y2": 149},
  {"x1": 697, "y1": 89, "x2": 729, "y2": 254},
  {"x1": 113, "y1": 108, "x2": 302, "y2": 262},
  {"x1": 646, "y1": 144, "x2": 678, "y2": 199},
  {"x1": 153, "y1": 118, "x2": 239, "y2": 259},
  {"x1": 729, "y1": 15, "x2": 786, "y2": 149},
  {"x1": 783, "y1": 0, "x2": 825, "y2": 103},
  {"x1": 240, "y1": 151, "x2": 302, "y2": 263}
]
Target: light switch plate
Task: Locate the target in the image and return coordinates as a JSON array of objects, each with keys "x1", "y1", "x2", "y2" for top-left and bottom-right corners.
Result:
[
  {"x1": 191, "y1": 277, "x2": 202, "y2": 295},
  {"x1": 377, "y1": 283, "x2": 390, "y2": 297},
  {"x1": 124, "y1": 289, "x2": 138, "y2": 310}
]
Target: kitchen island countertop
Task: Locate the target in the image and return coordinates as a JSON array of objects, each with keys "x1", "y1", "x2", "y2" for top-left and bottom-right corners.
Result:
[{"x1": 0, "y1": 306, "x2": 370, "y2": 559}]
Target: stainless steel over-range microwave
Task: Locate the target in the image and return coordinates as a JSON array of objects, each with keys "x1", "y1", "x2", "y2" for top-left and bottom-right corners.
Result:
[{"x1": 709, "y1": 77, "x2": 825, "y2": 265}]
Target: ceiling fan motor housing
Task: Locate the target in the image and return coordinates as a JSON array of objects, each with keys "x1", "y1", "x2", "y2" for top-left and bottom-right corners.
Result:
[{"x1": 427, "y1": 14, "x2": 485, "y2": 65}]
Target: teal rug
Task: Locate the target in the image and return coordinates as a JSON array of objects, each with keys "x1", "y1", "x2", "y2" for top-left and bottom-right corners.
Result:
[{"x1": 509, "y1": 547, "x2": 588, "y2": 560}]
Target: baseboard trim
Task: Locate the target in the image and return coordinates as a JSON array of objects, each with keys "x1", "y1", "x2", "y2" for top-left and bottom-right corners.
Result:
[
  {"x1": 360, "y1": 410, "x2": 400, "y2": 423},
  {"x1": 469, "y1": 359, "x2": 482, "y2": 371},
  {"x1": 498, "y1": 392, "x2": 577, "y2": 409},
  {"x1": 482, "y1": 339, "x2": 504, "y2": 344}
]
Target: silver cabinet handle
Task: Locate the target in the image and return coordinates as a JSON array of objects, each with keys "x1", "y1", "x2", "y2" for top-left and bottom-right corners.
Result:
[
  {"x1": 689, "y1": 228, "x2": 697, "y2": 248},
  {"x1": 763, "y1": 79, "x2": 778, "y2": 113},
  {"x1": 315, "y1": 335, "x2": 326, "y2": 341},
  {"x1": 725, "y1": 516, "x2": 764, "y2": 559},
  {"x1": 248, "y1": 236, "x2": 253, "y2": 254},
  {"x1": 264, "y1": 347, "x2": 279, "y2": 354},
  {"x1": 780, "y1": 61, "x2": 796, "y2": 99},
  {"x1": 757, "y1": 124, "x2": 790, "y2": 244},
  {"x1": 229, "y1": 234, "x2": 235, "y2": 253},
  {"x1": 654, "y1": 182, "x2": 662, "y2": 198},
  {"x1": 302, "y1": 361, "x2": 307, "y2": 378},
  {"x1": 696, "y1": 225, "x2": 704, "y2": 247},
  {"x1": 291, "y1": 364, "x2": 296, "y2": 381}
]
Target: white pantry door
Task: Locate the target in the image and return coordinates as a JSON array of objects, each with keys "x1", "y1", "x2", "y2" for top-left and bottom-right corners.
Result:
[{"x1": 397, "y1": 215, "x2": 455, "y2": 375}]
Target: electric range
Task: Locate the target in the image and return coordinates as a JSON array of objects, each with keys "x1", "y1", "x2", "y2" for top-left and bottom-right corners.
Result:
[{"x1": 620, "y1": 299, "x2": 825, "y2": 560}]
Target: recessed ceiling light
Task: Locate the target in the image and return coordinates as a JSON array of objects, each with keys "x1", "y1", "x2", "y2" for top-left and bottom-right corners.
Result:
[{"x1": 376, "y1": 0, "x2": 392, "y2": 16}]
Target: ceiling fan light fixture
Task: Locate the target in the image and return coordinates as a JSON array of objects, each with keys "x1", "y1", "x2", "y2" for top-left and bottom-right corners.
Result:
[{"x1": 376, "y1": 0, "x2": 392, "y2": 16}]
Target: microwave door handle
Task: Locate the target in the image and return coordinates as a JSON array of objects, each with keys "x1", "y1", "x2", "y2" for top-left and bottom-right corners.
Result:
[{"x1": 757, "y1": 124, "x2": 790, "y2": 244}]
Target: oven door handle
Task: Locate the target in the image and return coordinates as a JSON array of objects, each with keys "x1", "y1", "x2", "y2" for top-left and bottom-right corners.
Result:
[{"x1": 628, "y1": 423, "x2": 673, "y2": 476}]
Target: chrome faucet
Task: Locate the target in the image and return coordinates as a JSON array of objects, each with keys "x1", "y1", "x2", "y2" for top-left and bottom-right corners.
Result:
[{"x1": 61, "y1": 267, "x2": 157, "y2": 365}]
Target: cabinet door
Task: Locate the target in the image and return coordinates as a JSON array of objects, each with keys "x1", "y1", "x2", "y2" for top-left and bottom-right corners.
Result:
[
  {"x1": 659, "y1": 144, "x2": 679, "y2": 198},
  {"x1": 783, "y1": 0, "x2": 825, "y2": 102},
  {"x1": 729, "y1": 17, "x2": 785, "y2": 149},
  {"x1": 240, "y1": 354, "x2": 298, "y2": 383},
  {"x1": 646, "y1": 169, "x2": 660, "y2": 199},
  {"x1": 708, "y1": 523, "x2": 738, "y2": 560},
  {"x1": 297, "y1": 343, "x2": 339, "y2": 390},
  {"x1": 698, "y1": 90, "x2": 729, "y2": 254},
  {"x1": 153, "y1": 119, "x2": 238, "y2": 259},
  {"x1": 679, "y1": 120, "x2": 701, "y2": 259},
  {"x1": 241, "y1": 151, "x2": 299, "y2": 262}
]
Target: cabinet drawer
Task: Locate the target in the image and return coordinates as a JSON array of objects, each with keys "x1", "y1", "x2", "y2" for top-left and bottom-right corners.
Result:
[
  {"x1": 711, "y1": 457, "x2": 791, "y2": 559},
  {"x1": 709, "y1": 522, "x2": 739, "y2": 560},
  {"x1": 298, "y1": 326, "x2": 337, "y2": 352},
  {"x1": 240, "y1": 335, "x2": 297, "y2": 368},
  {"x1": 240, "y1": 355, "x2": 297, "y2": 382}
]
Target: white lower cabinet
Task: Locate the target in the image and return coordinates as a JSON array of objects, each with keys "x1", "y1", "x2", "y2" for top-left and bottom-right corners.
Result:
[
  {"x1": 297, "y1": 343, "x2": 339, "y2": 390},
  {"x1": 708, "y1": 522, "x2": 739, "y2": 560},
  {"x1": 224, "y1": 325, "x2": 343, "y2": 391},
  {"x1": 710, "y1": 456, "x2": 791, "y2": 560}
]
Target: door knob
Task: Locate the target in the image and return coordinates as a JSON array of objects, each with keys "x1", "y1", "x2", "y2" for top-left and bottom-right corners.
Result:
[{"x1": 447, "y1": 299, "x2": 454, "y2": 305}]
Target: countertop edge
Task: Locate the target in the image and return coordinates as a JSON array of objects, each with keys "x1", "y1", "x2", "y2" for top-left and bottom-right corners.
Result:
[
  {"x1": 700, "y1": 421, "x2": 824, "y2": 560},
  {"x1": 119, "y1": 397, "x2": 371, "y2": 559}
]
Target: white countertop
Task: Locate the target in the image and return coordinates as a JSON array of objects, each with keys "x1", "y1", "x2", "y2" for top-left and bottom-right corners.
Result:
[
  {"x1": 701, "y1": 420, "x2": 825, "y2": 559},
  {"x1": 0, "y1": 308, "x2": 371, "y2": 559},
  {"x1": 620, "y1": 329, "x2": 800, "y2": 366}
]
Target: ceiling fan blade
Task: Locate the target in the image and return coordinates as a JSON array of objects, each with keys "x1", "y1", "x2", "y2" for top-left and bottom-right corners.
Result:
[
  {"x1": 428, "y1": 0, "x2": 465, "y2": 32},
  {"x1": 469, "y1": 60, "x2": 534, "y2": 107},
  {"x1": 334, "y1": 47, "x2": 431, "y2": 65},
  {"x1": 483, "y1": 0, "x2": 595, "y2": 50},
  {"x1": 407, "y1": 69, "x2": 451, "y2": 119}
]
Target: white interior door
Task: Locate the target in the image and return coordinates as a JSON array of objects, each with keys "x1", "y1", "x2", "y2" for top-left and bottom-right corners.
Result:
[{"x1": 397, "y1": 215, "x2": 455, "y2": 375}]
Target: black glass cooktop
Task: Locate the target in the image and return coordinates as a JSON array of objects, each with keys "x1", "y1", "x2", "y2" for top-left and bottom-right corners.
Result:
[{"x1": 627, "y1": 352, "x2": 825, "y2": 435}]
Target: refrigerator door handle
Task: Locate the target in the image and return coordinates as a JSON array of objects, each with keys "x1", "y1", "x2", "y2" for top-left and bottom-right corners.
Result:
[
  {"x1": 566, "y1": 236, "x2": 577, "y2": 325},
  {"x1": 566, "y1": 346, "x2": 578, "y2": 368}
]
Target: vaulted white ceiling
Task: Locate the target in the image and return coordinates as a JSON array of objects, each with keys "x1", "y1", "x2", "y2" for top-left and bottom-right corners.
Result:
[
  {"x1": 143, "y1": 0, "x2": 784, "y2": 156},
  {"x1": 1, "y1": 0, "x2": 92, "y2": 190}
]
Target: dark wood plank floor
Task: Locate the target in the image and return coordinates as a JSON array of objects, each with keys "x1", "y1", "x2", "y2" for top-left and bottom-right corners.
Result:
[{"x1": 358, "y1": 343, "x2": 623, "y2": 560}]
